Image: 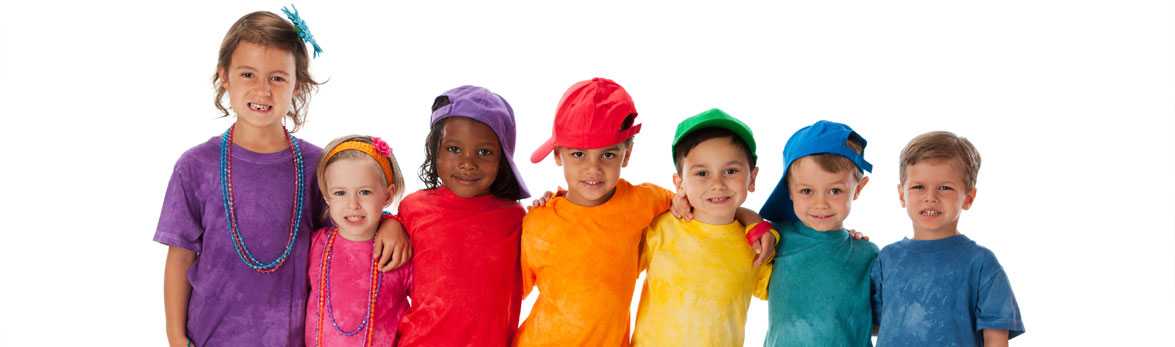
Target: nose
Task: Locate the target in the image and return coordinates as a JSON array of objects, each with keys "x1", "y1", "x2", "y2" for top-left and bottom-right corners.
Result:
[
  {"x1": 347, "y1": 192, "x2": 361, "y2": 209},
  {"x1": 456, "y1": 151, "x2": 477, "y2": 171},
  {"x1": 924, "y1": 190, "x2": 939, "y2": 203}
]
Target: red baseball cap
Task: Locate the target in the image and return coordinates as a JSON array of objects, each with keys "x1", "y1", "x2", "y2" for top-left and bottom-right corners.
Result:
[{"x1": 530, "y1": 77, "x2": 642, "y2": 163}]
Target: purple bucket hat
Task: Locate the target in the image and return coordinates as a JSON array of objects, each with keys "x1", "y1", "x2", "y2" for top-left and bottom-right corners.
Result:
[{"x1": 430, "y1": 85, "x2": 531, "y2": 199}]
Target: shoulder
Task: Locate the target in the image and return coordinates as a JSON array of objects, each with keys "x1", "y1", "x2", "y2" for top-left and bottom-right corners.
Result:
[
  {"x1": 876, "y1": 239, "x2": 909, "y2": 258},
  {"x1": 962, "y1": 238, "x2": 1003, "y2": 268},
  {"x1": 852, "y1": 238, "x2": 881, "y2": 255},
  {"x1": 295, "y1": 137, "x2": 324, "y2": 158},
  {"x1": 173, "y1": 136, "x2": 222, "y2": 170},
  {"x1": 628, "y1": 181, "x2": 673, "y2": 199}
]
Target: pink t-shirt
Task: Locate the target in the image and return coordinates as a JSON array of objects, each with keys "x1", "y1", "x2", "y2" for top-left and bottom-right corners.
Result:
[{"x1": 306, "y1": 227, "x2": 412, "y2": 346}]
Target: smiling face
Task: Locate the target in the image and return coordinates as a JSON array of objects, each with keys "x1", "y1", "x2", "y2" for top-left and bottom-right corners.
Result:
[
  {"x1": 673, "y1": 137, "x2": 758, "y2": 225},
  {"x1": 435, "y1": 117, "x2": 502, "y2": 198},
  {"x1": 899, "y1": 158, "x2": 976, "y2": 239},
  {"x1": 787, "y1": 156, "x2": 868, "y2": 231},
  {"x1": 324, "y1": 157, "x2": 394, "y2": 241},
  {"x1": 218, "y1": 41, "x2": 297, "y2": 132},
  {"x1": 553, "y1": 140, "x2": 632, "y2": 207}
]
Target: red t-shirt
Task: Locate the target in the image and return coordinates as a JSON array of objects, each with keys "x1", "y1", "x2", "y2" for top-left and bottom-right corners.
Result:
[{"x1": 395, "y1": 187, "x2": 526, "y2": 347}]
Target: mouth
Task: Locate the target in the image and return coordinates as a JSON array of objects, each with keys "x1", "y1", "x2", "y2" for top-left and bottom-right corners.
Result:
[
  {"x1": 807, "y1": 213, "x2": 836, "y2": 220},
  {"x1": 247, "y1": 102, "x2": 273, "y2": 113},
  {"x1": 451, "y1": 174, "x2": 483, "y2": 185},
  {"x1": 580, "y1": 179, "x2": 604, "y2": 187},
  {"x1": 920, "y1": 209, "x2": 943, "y2": 217},
  {"x1": 705, "y1": 196, "x2": 732, "y2": 204},
  {"x1": 343, "y1": 215, "x2": 367, "y2": 224}
]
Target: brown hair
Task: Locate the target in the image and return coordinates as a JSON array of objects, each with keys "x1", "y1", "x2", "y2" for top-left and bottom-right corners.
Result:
[
  {"x1": 212, "y1": 11, "x2": 320, "y2": 132},
  {"x1": 317, "y1": 135, "x2": 406, "y2": 220},
  {"x1": 898, "y1": 131, "x2": 981, "y2": 190},
  {"x1": 788, "y1": 139, "x2": 865, "y2": 182}
]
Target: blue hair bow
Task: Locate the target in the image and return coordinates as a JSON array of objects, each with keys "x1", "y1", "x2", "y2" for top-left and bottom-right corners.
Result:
[{"x1": 281, "y1": 5, "x2": 323, "y2": 58}]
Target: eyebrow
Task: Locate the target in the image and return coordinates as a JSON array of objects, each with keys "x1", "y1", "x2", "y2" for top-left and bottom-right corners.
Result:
[{"x1": 233, "y1": 65, "x2": 289, "y2": 75}]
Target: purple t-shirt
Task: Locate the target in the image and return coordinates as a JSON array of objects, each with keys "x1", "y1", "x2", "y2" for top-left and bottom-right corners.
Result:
[{"x1": 154, "y1": 135, "x2": 324, "y2": 347}]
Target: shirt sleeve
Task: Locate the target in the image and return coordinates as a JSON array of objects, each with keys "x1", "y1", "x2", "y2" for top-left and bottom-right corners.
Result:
[
  {"x1": 975, "y1": 252, "x2": 1025, "y2": 339},
  {"x1": 869, "y1": 256, "x2": 883, "y2": 327},
  {"x1": 753, "y1": 261, "x2": 773, "y2": 300},
  {"x1": 638, "y1": 223, "x2": 664, "y2": 273},
  {"x1": 153, "y1": 158, "x2": 204, "y2": 253},
  {"x1": 520, "y1": 216, "x2": 539, "y2": 300}
]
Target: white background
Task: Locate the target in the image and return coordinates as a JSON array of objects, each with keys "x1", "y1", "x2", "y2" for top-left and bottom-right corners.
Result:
[{"x1": 2, "y1": 1, "x2": 1172, "y2": 345}]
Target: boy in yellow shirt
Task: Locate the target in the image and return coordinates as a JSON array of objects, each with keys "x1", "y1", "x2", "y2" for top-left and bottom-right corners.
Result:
[
  {"x1": 630, "y1": 108, "x2": 775, "y2": 346},
  {"x1": 517, "y1": 79, "x2": 773, "y2": 346}
]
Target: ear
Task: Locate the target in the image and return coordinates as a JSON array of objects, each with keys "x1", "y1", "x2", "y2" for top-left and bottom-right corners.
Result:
[
  {"x1": 672, "y1": 172, "x2": 684, "y2": 194},
  {"x1": 852, "y1": 176, "x2": 869, "y2": 200},
  {"x1": 962, "y1": 187, "x2": 977, "y2": 210},
  {"x1": 620, "y1": 143, "x2": 634, "y2": 168},
  {"x1": 553, "y1": 148, "x2": 564, "y2": 167},
  {"x1": 384, "y1": 183, "x2": 397, "y2": 207},
  {"x1": 748, "y1": 166, "x2": 760, "y2": 192},
  {"x1": 897, "y1": 182, "x2": 907, "y2": 208},
  {"x1": 217, "y1": 68, "x2": 228, "y2": 89}
]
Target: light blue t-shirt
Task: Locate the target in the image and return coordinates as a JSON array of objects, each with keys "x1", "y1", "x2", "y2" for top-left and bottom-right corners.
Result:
[{"x1": 870, "y1": 234, "x2": 1024, "y2": 347}]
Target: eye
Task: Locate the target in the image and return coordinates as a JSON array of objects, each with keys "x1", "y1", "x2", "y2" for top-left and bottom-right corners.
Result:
[
  {"x1": 331, "y1": 190, "x2": 345, "y2": 197},
  {"x1": 446, "y1": 145, "x2": 460, "y2": 154},
  {"x1": 602, "y1": 152, "x2": 617, "y2": 160},
  {"x1": 937, "y1": 185, "x2": 954, "y2": 191},
  {"x1": 359, "y1": 189, "x2": 374, "y2": 196},
  {"x1": 270, "y1": 75, "x2": 287, "y2": 83},
  {"x1": 240, "y1": 72, "x2": 254, "y2": 79},
  {"x1": 829, "y1": 188, "x2": 844, "y2": 195},
  {"x1": 797, "y1": 188, "x2": 812, "y2": 195},
  {"x1": 477, "y1": 148, "x2": 494, "y2": 157},
  {"x1": 724, "y1": 168, "x2": 739, "y2": 175},
  {"x1": 910, "y1": 184, "x2": 925, "y2": 191},
  {"x1": 694, "y1": 170, "x2": 708, "y2": 177},
  {"x1": 570, "y1": 151, "x2": 585, "y2": 159}
]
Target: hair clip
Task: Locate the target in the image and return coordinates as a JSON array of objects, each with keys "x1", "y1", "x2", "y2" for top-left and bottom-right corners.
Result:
[
  {"x1": 281, "y1": 5, "x2": 323, "y2": 58},
  {"x1": 371, "y1": 137, "x2": 392, "y2": 157}
]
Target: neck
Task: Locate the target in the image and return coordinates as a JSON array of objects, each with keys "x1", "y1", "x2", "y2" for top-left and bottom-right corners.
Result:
[
  {"x1": 337, "y1": 226, "x2": 376, "y2": 242},
  {"x1": 693, "y1": 209, "x2": 736, "y2": 225},
  {"x1": 233, "y1": 121, "x2": 289, "y2": 153},
  {"x1": 913, "y1": 223, "x2": 961, "y2": 240}
]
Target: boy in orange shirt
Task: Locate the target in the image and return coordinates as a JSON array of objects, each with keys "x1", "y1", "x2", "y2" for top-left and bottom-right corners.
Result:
[{"x1": 516, "y1": 78, "x2": 773, "y2": 346}]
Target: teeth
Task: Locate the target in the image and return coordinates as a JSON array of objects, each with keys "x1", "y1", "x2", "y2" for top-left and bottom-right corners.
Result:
[
  {"x1": 249, "y1": 102, "x2": 271, "y2": 111},
  {"x1": 922, "y1": 210, "x2": 941, "y2": 216}
]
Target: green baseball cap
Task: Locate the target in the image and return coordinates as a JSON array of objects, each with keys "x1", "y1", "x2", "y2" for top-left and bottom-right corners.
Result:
[{"x1": 671, "y1": 108, "x2": 757, "y2": 166}]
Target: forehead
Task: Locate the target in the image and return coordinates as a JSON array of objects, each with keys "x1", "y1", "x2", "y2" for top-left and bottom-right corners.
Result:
[
  {"x1": 905, "y1": 158, "x2": 966, "y2": 181},
  {"x1": 324, "y1": 156, "x2": 383, "y2": 182},
  {"x1": 683, "y1": 137, "x2": 750, "y2": 166},
  {"x1": 789, "y1": 157, "x2": 854, "y2": 183},
  {"x1": 441, "y1": 117, "x2": 499, "y2": 144},
  {"x1": 230, "y1": 41, "x2": 295, "y2": 69}
]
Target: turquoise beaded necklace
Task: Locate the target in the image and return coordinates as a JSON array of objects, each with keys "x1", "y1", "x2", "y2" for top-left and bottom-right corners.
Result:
[{"x1": 219, "y1": 126, "x2": 305, "y2": 272}]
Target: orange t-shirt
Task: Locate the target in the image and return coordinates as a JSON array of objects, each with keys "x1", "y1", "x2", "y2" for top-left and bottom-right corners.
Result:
[{"x1": 515, "y1": 179, "x2": 673, "y2": 346}]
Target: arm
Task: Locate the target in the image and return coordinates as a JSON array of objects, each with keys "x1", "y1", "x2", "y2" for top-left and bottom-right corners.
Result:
[
  {"x1": 734, "y1": 208, "x2": 775, "y2": 266},
  {"x1": 374, "y1": 215, "x2": 411, "y2": 272},
  {"x1": 164, "y1": 246, "x2": 195, "y2": 347},
  {"x1": 983, "y1": 329, "x2": 1009, "y2": 347}
]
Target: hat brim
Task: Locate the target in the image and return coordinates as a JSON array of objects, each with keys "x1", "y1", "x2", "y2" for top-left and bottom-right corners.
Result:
[
  {"x1": 759, "y1": 165, "x2": 796, "y2": 225},
  {"x1": 530, "y1": 136, "x2": 557, "y2": 163}
]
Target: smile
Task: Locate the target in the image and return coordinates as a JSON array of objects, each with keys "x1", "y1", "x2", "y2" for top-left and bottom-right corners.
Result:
[
  {"x1": 248, "y1": 102, "x2": 273, "y2": 112},
  {"x1": 920, "y1": 209, "x2": 942, "y2": 217}
]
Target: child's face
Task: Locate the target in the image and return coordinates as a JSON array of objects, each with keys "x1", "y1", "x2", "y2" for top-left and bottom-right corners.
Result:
[
  {"x1": 436, "y1": 117, "x2": 501, "y2": 198},
  {"x1": 218, "y1": 42, "x2": 297, "y2": 131},
  {"x1": 788, "y1": 157, "x2": 868, "y2": 231},
  {"x1": 898, "y1": 159, "x2": 976, "y2": 236},
  {"x1": 673, "y1": 137, "x2": 758, "y2": 225},
  {"x1": 553, "y1": 141, "x2": 632, "y2": 207},
  {"x1": 324, "y1": 157, "x2": 394, "y2": 240}
]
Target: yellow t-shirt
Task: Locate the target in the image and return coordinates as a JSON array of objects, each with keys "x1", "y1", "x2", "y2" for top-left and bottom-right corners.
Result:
[
  {"x1": 631, "y1": 214, "x2": 774, "y2": 347},
  {"x1": 516, "y1": 179, "x2": 673, "y2": 347}
]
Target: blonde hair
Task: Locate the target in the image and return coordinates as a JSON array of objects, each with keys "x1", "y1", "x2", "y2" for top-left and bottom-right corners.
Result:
[
  {"x1": 899, "y1": 131, "x2": 981, "y2": 190},
  {"x1": 212, "y1": 11, "x2": 320, "y2": 132},
  {"x1": 317, "y1": 135, "x2": 405, "y2": 219}
]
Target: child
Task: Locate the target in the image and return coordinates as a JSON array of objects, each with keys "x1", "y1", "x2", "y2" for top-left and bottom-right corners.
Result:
[
  {"x1": 307, "y1": 135, "x2": 412, "y2": 346},
  {"x1": 516, "y1": 79, "x2": 773, "y2": 346},
  {"x1": 154, "y1": 9, "x2": 407, "y2": 347},
  {"x1": 630, "y1": 108, "x2": 775, "y2": 346},
  {"x1": 394, "y1": 85, "x2": 530, "y2": 346},
  {"x1": 870, "y1": 131, "x2": 1024, "y2": 346},
  {"x1": 757, "y1": 120, "x2": 880, "y2": 346}
]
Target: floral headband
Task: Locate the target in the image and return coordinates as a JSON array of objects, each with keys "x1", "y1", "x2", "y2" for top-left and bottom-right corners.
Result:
[
  {"x1": 324, "y1": 137, "x2": 395, "y2": 186},
  {"x1": 281, "y1": 5, "x2": 323, "y2": 58}
]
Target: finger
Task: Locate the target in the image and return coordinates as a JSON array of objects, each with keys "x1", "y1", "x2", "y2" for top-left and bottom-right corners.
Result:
[
  {"x1": 372, "y1": 237, "x2": 384, "y2": 260},
  {"x1": 379, "y1": 242, "x2": 394, "y2": 270}
]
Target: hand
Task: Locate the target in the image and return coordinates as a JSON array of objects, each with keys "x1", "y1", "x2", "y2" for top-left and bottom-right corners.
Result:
[
  {"x1": 527, "y1": 188, "x2": 565, "y2": 211},
  {"x1": 169, "y1": 338, "x2": 191, "y2": 347},
  {"x1": 752, "y1": 231, "x2": 776, "y2": 267},
  {"x1": 670, "y1": 190, "x2": 694, "y2": 221},
  {"x1": 373, "y1": 218, "x2": 412, "y2": 271},
  {"x1": 848, "y1": 229, "x2": 869, "y2": 241}
]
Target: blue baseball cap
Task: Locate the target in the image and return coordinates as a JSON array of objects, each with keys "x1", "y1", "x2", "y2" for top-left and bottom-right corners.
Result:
[{"x1": 759, "y1": 120, "x2": 873, "y2": 224}]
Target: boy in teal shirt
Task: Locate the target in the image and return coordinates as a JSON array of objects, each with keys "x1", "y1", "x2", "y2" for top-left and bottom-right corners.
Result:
[{"x1": 758, "y1": 120, "x2": 879, "y2": 346}]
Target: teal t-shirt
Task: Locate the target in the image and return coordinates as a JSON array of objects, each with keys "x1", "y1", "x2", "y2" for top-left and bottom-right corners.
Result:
[{"x1": 765, "y1": 221, "x2": 879, "y2": 347}]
